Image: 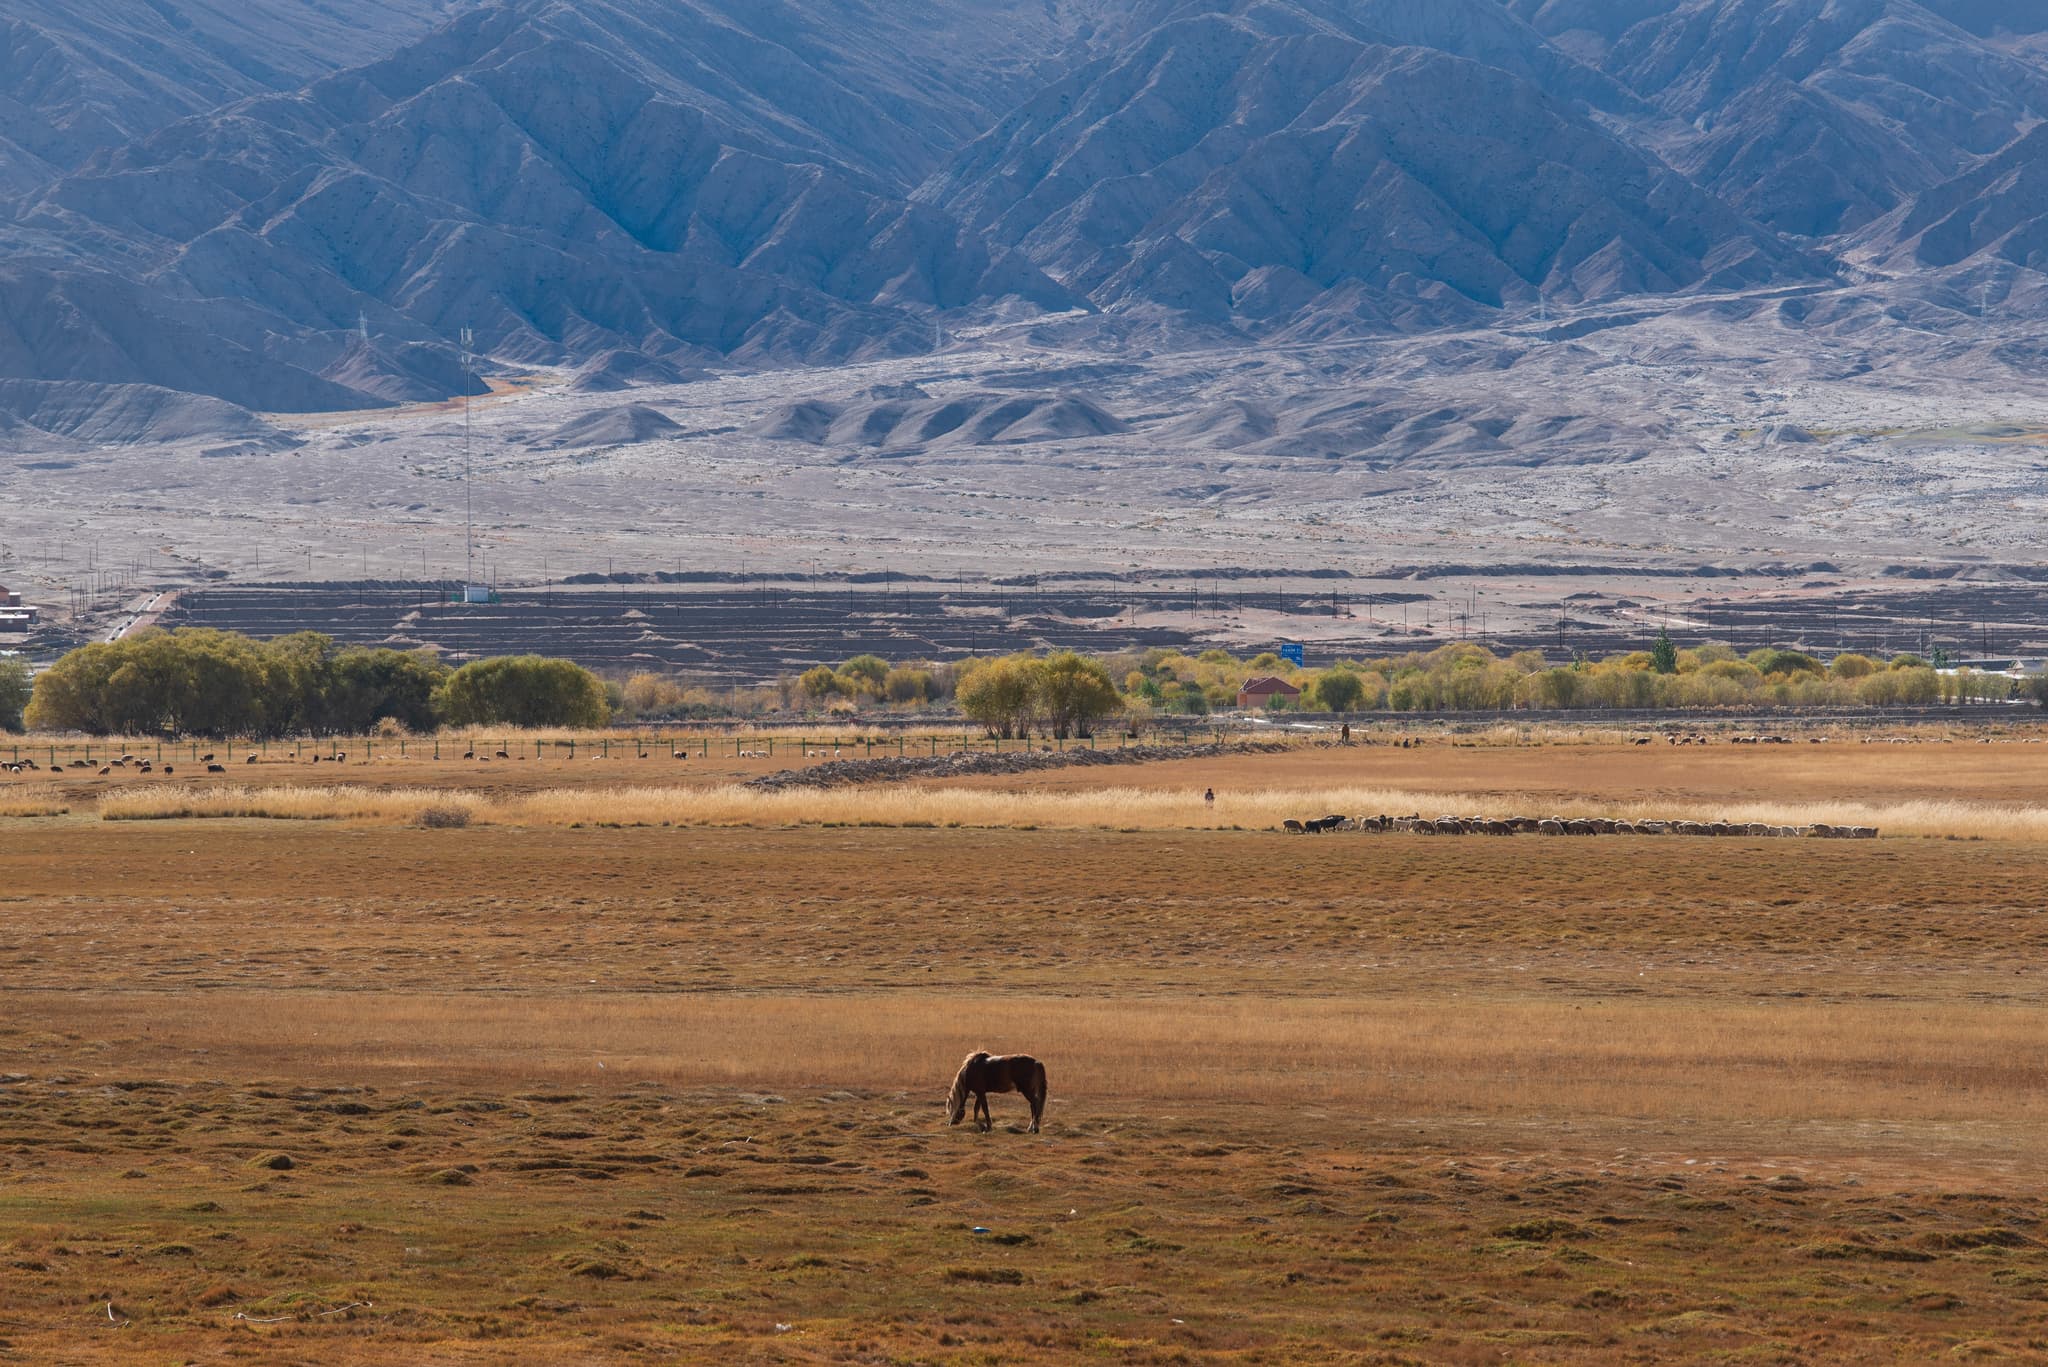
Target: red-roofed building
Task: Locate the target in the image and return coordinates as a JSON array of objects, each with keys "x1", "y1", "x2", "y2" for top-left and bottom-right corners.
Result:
[{"x1": 1236, "y1": 675, "x2": 1301, "y2": 709}]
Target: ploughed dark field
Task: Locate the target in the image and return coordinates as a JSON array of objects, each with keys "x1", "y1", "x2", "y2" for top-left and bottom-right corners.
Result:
[{"x1": 139, "y1": 579, "x2": 2048, "y2": 682}]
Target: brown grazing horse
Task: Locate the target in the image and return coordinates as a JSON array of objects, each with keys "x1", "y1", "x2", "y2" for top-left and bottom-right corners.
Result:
[{"x1": 947, "y1": 1051, "x2": 1048, "y2": 1133}]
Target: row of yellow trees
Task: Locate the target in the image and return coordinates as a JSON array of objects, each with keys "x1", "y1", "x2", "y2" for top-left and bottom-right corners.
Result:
[
  {"x1": 11, "y1": 630, "x2": 2034, "y2": 738},
  {"x1": 17, "y1": 630, "x2": 608, "y2": 737},
  {"x1": 764, "y1": 640, "x2": 2032, "y2": 727},
  {"x1": 1120, "y1": 641, "x2": 2026, "y2": 715}
]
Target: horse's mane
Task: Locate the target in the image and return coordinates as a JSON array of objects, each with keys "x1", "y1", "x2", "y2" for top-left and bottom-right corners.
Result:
[{"x1": 947, "y1": 1050, "x2": 992, "y2": 1113}]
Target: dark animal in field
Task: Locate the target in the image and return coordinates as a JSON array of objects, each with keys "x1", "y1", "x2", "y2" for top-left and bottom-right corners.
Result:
[
  {"x1": 162, "y1": 765, "x2": 173, "y2": 774},
  {"x1": 333, "y1": 752, "x2": 347, "y2": 763},
  {"x1": 200, "y1": 753, "x2": 214, "y2": 762},
  {"x1": 246, "y1": 754, "x2": 259, "y2": 764},
  {"x1": 97, "y1": 766, "x2": 110, "y2": 775},
  {"x1": 206, "y1": 763, "x2": 226, "y2": 774},
  {"x1": 496, "y1": 749, "x2": 509, "y2": 759},
  {"x1": 463, "y1": 750, "x2": 476, "y2": 760},
  {"x1": 1282, "y1": 819, "x2": 1306, "y2": 834},
  {"x1": 947, "y1": 1051, "x2": 1048, "y2": 1133}
]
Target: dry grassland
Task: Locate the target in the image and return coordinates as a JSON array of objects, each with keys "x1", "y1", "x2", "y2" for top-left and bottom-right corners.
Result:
[
  {"x1": 89, "y1": 776, "x2": 2048, "y2": 839},
  {"x1": 3, "y1": 739, "x2": 2048, "y2": 1362}
]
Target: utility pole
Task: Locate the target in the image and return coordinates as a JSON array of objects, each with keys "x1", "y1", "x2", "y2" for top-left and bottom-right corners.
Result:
[{"x1": 461, "y1": 326, "x2": 476, "y2": 593}]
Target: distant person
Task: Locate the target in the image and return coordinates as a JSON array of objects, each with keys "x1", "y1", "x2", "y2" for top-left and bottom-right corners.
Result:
[
  {"x1": 1340, "y1": 723, "x2": 1351, "y2": 743},
  {"x1": 1204, "y1": 787, "x2": 1215, "y2": 805}
]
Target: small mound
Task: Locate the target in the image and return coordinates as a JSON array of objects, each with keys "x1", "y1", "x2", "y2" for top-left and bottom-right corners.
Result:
[
  {"x1": 531, "y1": 404, "x2": 683, "y2": 450},
  {"x1": 568, "y1": 349, "x2": 695, "y2": 393},
  {"x1": 0, "y1": 379, "x2": 291, "y2": 446},
  {"x1": 748, "y1": 390, "x2": 1125, "y2": 450}
]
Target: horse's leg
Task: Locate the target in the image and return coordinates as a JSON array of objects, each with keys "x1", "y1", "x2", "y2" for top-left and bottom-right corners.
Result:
[
  {"x1": 1029, "y1": 1073, "x2": 1045, "y2": 1133},
  {"x1": 975, "y1": 1092, "x2": 990, "y2": 1132}
]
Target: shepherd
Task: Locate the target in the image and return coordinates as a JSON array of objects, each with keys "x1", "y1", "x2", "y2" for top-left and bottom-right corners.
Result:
[{"x1": 947, "y1": 1051, "x2": 1049, "y2": 1133}]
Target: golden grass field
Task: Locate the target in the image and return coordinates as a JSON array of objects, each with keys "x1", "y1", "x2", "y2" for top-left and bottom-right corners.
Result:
[{"x1": 5, "y1": 733, "x2": 2048, "y2": 1362}]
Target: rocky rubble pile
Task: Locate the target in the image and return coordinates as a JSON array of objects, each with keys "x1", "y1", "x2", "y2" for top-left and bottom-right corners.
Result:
[{"x1": 746, "y1": 742, "x2": 1287, "y2": 791}]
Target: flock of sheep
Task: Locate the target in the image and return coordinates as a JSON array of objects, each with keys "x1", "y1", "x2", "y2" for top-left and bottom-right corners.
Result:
[
  {"x1": 1284, "y1": 814, "x2": 1879, "y2": 839},
  {"x1": 4, "y1": 752, "x2": 305, "y2": 776}
]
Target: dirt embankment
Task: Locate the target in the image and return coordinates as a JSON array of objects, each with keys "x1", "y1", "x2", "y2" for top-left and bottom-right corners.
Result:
[{"x1": 746, "y1": 741, "x2": 1290, "y2": 790}]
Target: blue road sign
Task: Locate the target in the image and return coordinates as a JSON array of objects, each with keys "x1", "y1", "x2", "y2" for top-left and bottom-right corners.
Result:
[{"x1": 1279, "y1": 642, "x2": 1305, "y2": 667}]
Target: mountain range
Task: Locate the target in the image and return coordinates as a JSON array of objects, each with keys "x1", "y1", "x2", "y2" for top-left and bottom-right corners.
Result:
[{"x1": 3, "y1": 0, "x2": 2047, "y2": 438}]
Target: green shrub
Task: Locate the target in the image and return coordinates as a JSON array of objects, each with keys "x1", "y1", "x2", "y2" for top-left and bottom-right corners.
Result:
[
  {"x1": 0, "y1": 656, "x2": 28, "y2": 733},
  {"x1": 433, "y1": 656, "x2": 609, "y2": 729}
]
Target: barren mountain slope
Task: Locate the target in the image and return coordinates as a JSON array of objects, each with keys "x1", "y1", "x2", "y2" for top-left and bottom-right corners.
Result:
[
  {"x1": 0, "y1": 0, "x2": 1082, "y2": 425},
  {"x1": 1861, "y1": 121, "x2": 2048, "y2": 275},
  {"x1": 1504, "y1": 0, "x2": 2048, "y2": 236},
  {"x1": 0, "y1": 0, "x2": 454, "y2": 196},
  {"x1": 5, "y1": 0, "x2": 2048, "y2": 446},
  {"x1": 926, "y1": 4, "x2": 1821, "y2": 333}
]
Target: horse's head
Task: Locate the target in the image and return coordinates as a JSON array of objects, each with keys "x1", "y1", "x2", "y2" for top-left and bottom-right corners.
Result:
[{"x1": 946, "y1": 1050, "x2": 987, "y2": 1125}]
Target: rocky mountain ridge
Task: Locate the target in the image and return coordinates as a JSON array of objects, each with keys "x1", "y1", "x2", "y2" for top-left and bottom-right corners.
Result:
[{"x1": 1, "y1": 0, "x2": 2045, "y2": 446}]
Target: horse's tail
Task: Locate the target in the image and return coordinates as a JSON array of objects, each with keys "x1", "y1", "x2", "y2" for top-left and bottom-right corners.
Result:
[{"x1": 1028, "y1": 1057, "x2": 1048, "y2": 1104}]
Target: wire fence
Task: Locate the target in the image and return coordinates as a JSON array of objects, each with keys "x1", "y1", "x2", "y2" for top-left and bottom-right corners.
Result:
[{"x1": 6, "y1": 704, "x2": 2041, "y2": 775}]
